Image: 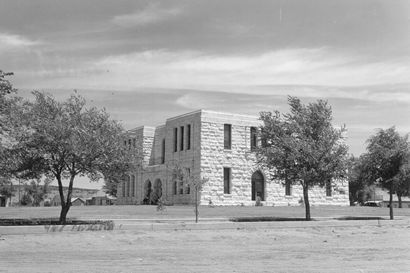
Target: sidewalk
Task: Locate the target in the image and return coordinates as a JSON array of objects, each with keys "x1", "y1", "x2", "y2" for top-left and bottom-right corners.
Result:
[{"x1": 1, "y1": 216, "x2": 409, "y2": 235}]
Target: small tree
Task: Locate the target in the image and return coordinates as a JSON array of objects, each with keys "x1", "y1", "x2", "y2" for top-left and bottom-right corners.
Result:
[
  {"x1": 258, "y1": 96, "x2": 348, "y2": 220},
  {"x1": 11, "y1": 91, "x2": 131, "y2": 223},
  {"x1": 362, "y1": 127, "x2": 409, "y2": 219},
  {"x1": 23, "y1": 179, "x2": 50, "y2": 206},
  {"x1": 171, "y1": 163, "x2": 208, "y2": 223},
  {"x1": 394, "y1": 167, "x2": 410, "y2": 208}
]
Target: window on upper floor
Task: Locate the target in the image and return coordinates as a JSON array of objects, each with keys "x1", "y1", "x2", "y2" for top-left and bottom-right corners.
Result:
[
  {"x1": 250, "y1": 127, "x2": 257, "y2": 151},
  {"x1": 224, "y1": 167, "x2": 231, "y2": 194},
  {"x1": 187, "y1": 124, "x2": 191, "y2": 150},
  {"x1": 180, "y1": 126, "x2": 184, "y2": 151},
  {"x1": 224, "y1": 124, "x2": 231, "y2": 149},
  {"x1": 132, "y1": 138, "x2": 136, "y2": 148},
  {"x1": 161, "y1": 138, "x2": 165, "y2": 164},
  {"x1": 174, "y1": 128, "x2": 178, "y2": 152}
]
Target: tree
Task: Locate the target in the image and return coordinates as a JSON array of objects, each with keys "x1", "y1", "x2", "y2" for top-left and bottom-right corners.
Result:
[
  {"x1": 0, "y1": 178, "x2": 13, "y2": 206},
  {"x1": 0, "y1": 70, "x2": 21, "y2": 194},
  {"x1": 348, "y1": 155, "x2": 376, "y2": 205},
  {"x1": 362, "y1": 127, "x2": 409, "y2": 219},
  {"x1": 22, "y1": 179, "x2": 50, "y2": 206},
  {"x1": 171, "y1": 162, "x2": 208, "y2": 223},
  {"x1": 258, "y1": 96, "x2": 348, "y2": 220},
  {"x1": 11, "y1": 91, "x2": 131, "y2": 223},
  {"x1": 394, "y1": 167, "x2": 410, "y2": 208}
]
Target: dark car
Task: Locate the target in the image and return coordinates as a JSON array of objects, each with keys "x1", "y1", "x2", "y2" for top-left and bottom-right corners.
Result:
[{"x1": 363, "y1": 201, "x2": 382, "y2": 207}]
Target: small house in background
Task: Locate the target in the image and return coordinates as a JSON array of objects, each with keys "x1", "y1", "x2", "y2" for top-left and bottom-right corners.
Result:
[
  {"x1": 373, "y1": 188, "x2": 410, "y2": 208},
  {"x1": 0, "y1": 194, "x2": 10, "y2": 207},
  {"x1": 86, "y1": 190, "x2": 116, "y2": 206},
  {"x1": 50, "y1": 195, "x2": 86, "y2": 206},
  {"x1": 71, "y1": 197, "x2": 86, "y2": 206}
]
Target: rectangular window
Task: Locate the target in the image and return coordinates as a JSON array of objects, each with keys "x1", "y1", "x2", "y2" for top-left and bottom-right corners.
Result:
[
  {"x1": 132, "y1": 138, "x2": 136, "y2": 148},
  {"x1": 224, "y1": 167, "x2": 231, "y2": 194},
  {"x1": 122, "y1": 181, "x2": 126, "y2": 197},
  {"x1": 250, "y1": 127, "x2": 257, "y2": 150},
  {"x1": 180, "y1": 126, "x2": 184, "y2": 151},
  {"x1": 187, "y1": 124, "x2": 191, "y2": 150},
  {"x1": 224, "y1": 124, "x2": 231, "y2": 149},
  {"x1": 179, "y1": 181, "x2": 184, "y2": 194},
  {"x1": 161, "y1": 139, "x2": 165, "y2": 164},
  {"x1": 174, "y1": 128, "x2": 178, "y2": 152},
  {"x1": 326, "y1": 180, "x2": 332, "y2": 197},
  {"x1": 285, "y1": 179, "x2": 292, "y2": 196}
]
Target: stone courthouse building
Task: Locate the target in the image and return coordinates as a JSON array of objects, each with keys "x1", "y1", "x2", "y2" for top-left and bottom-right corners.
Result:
[{"x1": 116, "y1": 110, "x2": 349, "y2": 206}]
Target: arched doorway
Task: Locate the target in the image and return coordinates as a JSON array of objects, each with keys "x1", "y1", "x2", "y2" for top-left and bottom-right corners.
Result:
[
  {"x1": 251, "y1": 171, "x2": 265, "y2": 201},
  {"x1": 143, "y1": 180, "x2": 152, "y2": 204},
  {"x1": 152, "y1": 179, "x2": 163, "y2": 204}
]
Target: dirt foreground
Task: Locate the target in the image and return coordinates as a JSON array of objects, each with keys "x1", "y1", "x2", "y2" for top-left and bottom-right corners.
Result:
[{"x1": 1, "y1": 221, "x2": 409, "y2": 273}]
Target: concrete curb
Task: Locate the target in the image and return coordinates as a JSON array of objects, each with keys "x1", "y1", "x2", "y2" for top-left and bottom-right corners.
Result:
[{"x1": 1, "y1": 217, "x2": 409, "y2": 235}]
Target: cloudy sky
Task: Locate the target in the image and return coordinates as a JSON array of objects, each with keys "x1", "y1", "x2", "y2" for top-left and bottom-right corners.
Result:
[{"x1": 1, "y1": 0, "x2": 409, "y2": 187}]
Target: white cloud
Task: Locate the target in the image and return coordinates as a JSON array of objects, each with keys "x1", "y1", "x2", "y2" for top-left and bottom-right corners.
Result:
[
  {"x1": 0, "y1": 33, "x2": 39, "y2": 51},
  {"x1": 20, "y1": 47, "x2": 410, "y2": 105},
  {"x1": 84, "y1": 48, "x2": 409, "y2": 101},
  {"x1": 112, "y1": 3, "x2": 182, "y2": 27}
]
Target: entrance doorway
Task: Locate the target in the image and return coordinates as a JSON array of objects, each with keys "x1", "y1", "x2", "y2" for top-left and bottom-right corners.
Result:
[
  {"x1": 143, "y1": 180, "x2": 152, "y2": 204},
  {"x1": 251, "y1": 171, "x2": 265, "y2": 201},
  {"x1": 152, "y1": 179, "x2": 162, "y2": 204}
]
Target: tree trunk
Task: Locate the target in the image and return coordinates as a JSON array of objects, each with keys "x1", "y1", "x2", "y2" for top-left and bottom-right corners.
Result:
[
  {"x1": 389, "y1": 189, "x2": 394, "y2": 220},
  {"x1": 303, "y1": 184, "x2": 311, "y2": 221},
  {"x1": 397, "y1": 194, "x2": 402, "y2": 208},
  {"x1": 57, "y1": 173, "x2": 76, "y2": 224},
  {"x1": 59, "y1": 204, "x2": 70, "y2": 224}
]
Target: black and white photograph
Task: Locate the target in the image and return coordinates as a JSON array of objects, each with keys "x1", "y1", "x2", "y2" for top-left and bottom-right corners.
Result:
[{"x1": 0, "y1": 0, "x2": 409, "y2": 272}]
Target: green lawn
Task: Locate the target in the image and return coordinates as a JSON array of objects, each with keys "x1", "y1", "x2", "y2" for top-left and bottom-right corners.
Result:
[{"x1": 1, "y1": 204, "x2": 410, "y2": 220}]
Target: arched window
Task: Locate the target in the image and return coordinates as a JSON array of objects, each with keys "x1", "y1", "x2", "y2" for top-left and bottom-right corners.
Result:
[
  {"x1": 251, "y1": 171, "x2": 265, "y2": 201},
  {"x1": 173, "y1": 181, "x2": 178, "y2": 195}
]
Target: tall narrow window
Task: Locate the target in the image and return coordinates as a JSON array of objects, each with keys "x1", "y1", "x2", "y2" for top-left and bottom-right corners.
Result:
[
  {"x1": 132, "y1": 138, "x2": 136, "y2": 148},
  {"x1": 173, "y1": 181, "x2": 177, "y2": 195},
  {"x1": 126, "y1": 176, "x2": 130, "y2": 197},
  {"x1": 174, "y1": 128, "x2": 178, "y2": 152},
  {"x1": 285, "y1": 179, "x2": 292, "y2": 196},
  {"x1": 224, "y1": 124, "x2": 231, "y2": 149},
  {"x1": 250, "y1": 127, "x2": 257, "y2": 150},
  {"x1": 122, "y1": 181, "x2": 126, "y2": 197},
  {"x1": 224, "y1": 167, "x2": 231, "y2": 194},
  {"x1": 187, "y1": 124, "x2": 191, "y2": 150},
  {"x1": 131, "y1": 175, "x2": 135, "y2": 197},
  {"x1": 180, "y1": 126, "x2": 184, "y2": 151},
  {"x1": 161, "y1": 139, "x2": 165, "y2": 164},
  {"x1": 326, "y1": 180, "x2": 332, "y2": 197}
]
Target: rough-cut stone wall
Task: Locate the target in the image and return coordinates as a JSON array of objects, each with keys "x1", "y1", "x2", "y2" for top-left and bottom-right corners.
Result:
[
  {"x1": 199, "y1": 110, "x2": 349, "y2": 206},
  {"x1": 116, "y1": 109, "x2": 349, "y2": 206},
  {"x1": 164, "y1": 111, "x2": 202, "y2": 204}
]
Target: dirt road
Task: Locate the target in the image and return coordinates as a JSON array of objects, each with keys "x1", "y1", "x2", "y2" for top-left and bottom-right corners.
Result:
[{"x1": 1, "y1": 222, "x2": 409, "y2": 272}]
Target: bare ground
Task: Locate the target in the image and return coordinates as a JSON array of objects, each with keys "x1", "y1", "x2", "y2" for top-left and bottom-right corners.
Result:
[{"x1": 1, "y1": 222, "x2": 409, "y2": 273}]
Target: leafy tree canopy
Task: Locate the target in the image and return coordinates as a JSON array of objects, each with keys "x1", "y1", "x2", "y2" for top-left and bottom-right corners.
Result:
[
  {"x1": 258, "y1": 96, "x2": 348, "y2": 220},
  {"x1": 10, "y1": 91, "x2": 132, "y2": 223},
  {"x1": 360, "y1": 127, "x2": 409, "y2": 218}
]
